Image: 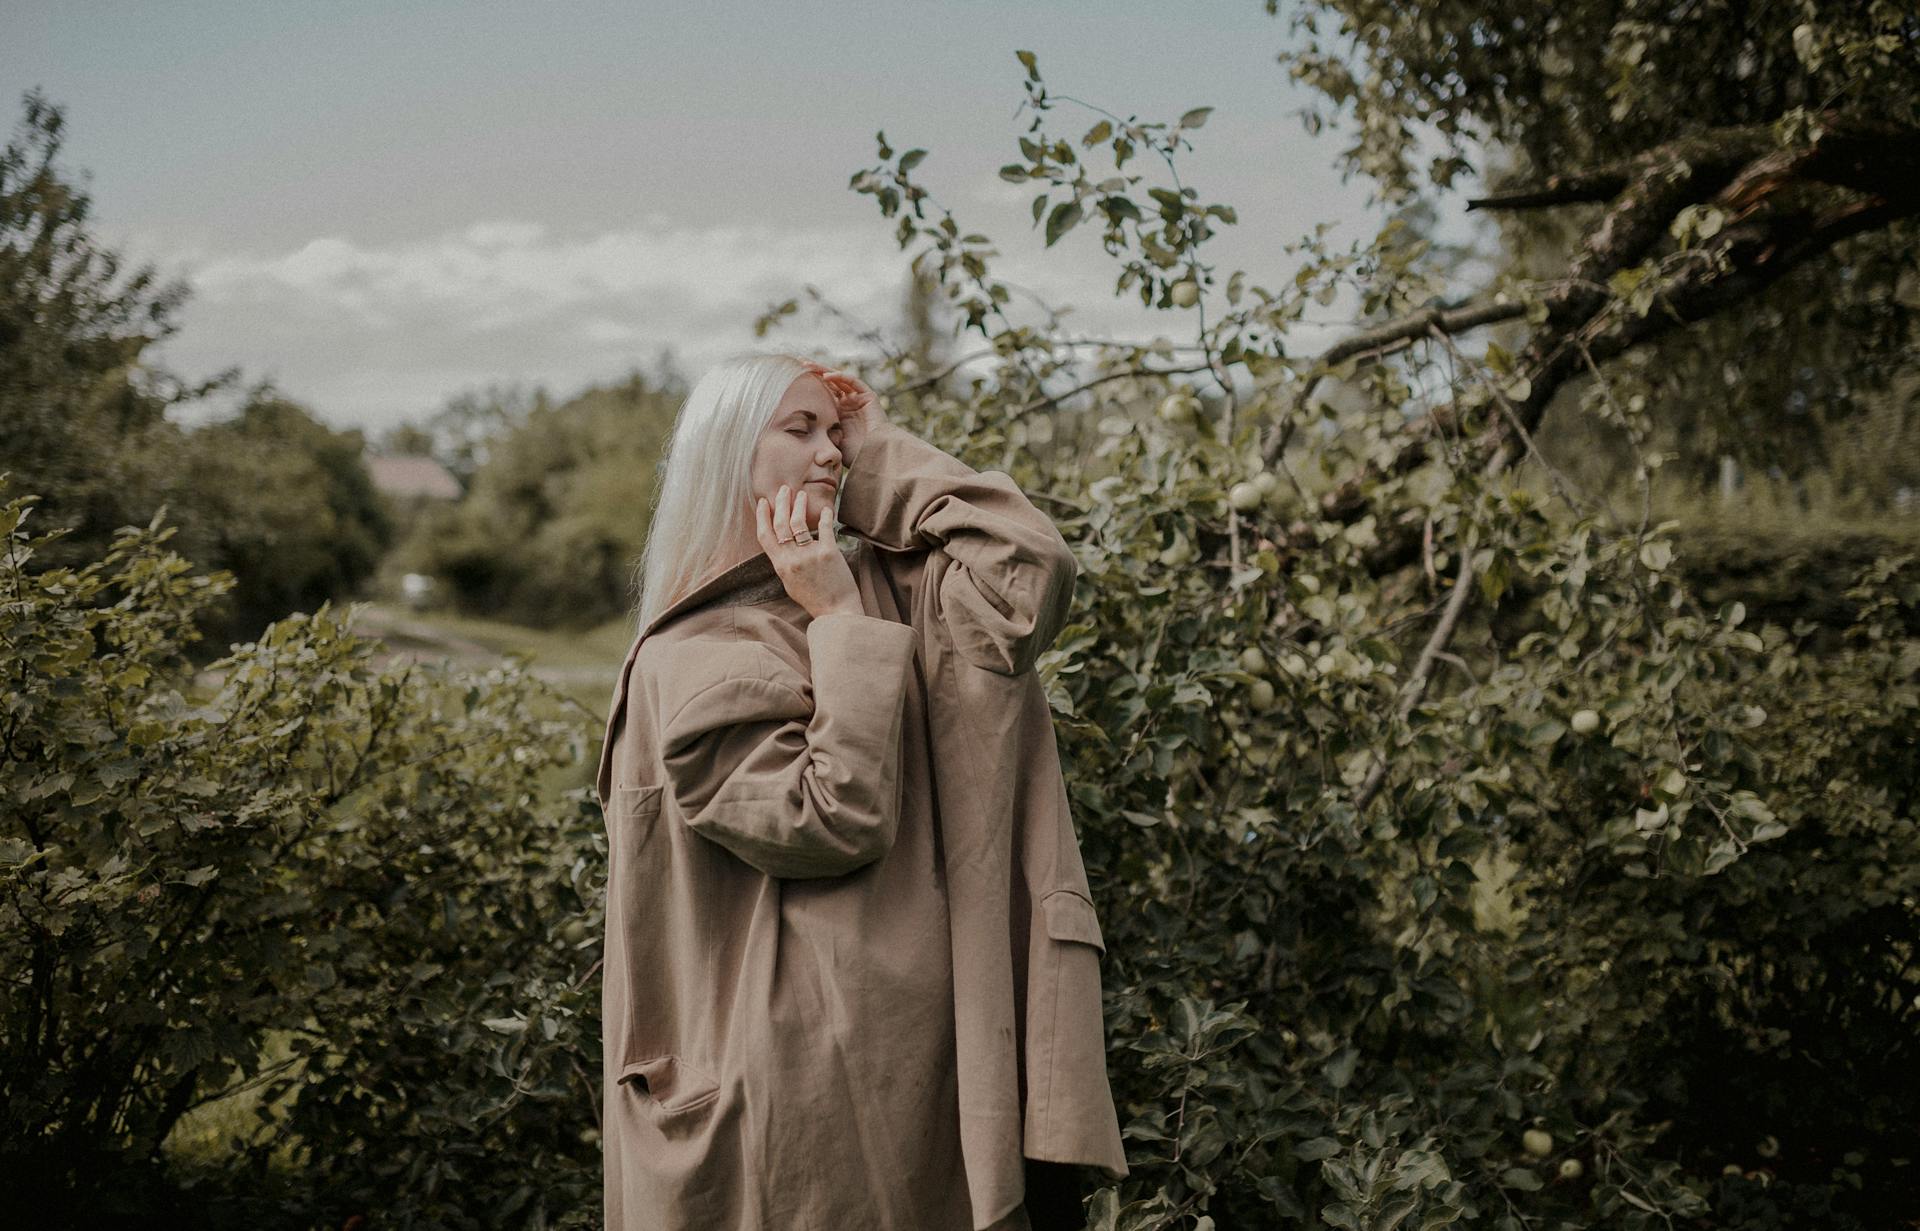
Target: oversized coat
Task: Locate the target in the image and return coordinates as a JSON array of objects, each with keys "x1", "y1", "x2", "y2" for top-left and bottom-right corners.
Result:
[{"x1": 593, "y1": 418, "x2": 1128, "y2": 1230}]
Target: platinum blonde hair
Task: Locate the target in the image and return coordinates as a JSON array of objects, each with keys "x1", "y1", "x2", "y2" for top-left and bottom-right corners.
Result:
[{"x1": 629, "y1": 350, "x2": 812, "y2": 637}]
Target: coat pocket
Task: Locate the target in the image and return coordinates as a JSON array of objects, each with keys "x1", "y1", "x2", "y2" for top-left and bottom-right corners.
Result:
[
  {"x1": 1041, "y1": 888, "x2": 1106, "y2": 955},
  {"x1": 617, "y1": 1053, "x2": 722, "y2": 1115},
  {"x1": 610, "y1": 783, "x2": 665, "y2": 841}
]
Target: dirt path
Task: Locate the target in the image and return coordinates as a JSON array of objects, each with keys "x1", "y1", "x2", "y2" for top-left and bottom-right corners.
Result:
[{"x1": 345, "y1": 603, "x2": 622, "y2": 693}]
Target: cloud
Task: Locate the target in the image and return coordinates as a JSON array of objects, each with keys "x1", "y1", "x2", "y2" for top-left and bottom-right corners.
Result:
[
  {"x1": 143, "y1": 217, "x2": 920, "y2": 431},
  {"x1": 136, "y1": 203, "x2": 1359, "y2": 436}
]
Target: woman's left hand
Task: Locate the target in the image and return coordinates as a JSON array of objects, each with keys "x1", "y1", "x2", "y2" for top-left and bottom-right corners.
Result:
[{"x1": 797, "y1": 360, "x2": 887, "y2": 469}]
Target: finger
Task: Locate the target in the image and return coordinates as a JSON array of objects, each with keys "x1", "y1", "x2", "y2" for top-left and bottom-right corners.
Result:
[
  {"x1": 753, "y1": 495, "x2": 773, "y2": 550},
  {"x1": 789, "y1": 487, "x2": 808, "y2": 540},
  {"x1": 773, "y1": 484, "x2": 791, "y2": 541}
]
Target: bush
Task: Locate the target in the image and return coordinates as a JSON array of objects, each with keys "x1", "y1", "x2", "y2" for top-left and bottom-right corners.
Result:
[
  {"x1": 883, "y1": 381, "x2": 1920, "y2": 1230},
  {"x1": 0, "y1": 483, "x2": 604, "y2": 1228}
]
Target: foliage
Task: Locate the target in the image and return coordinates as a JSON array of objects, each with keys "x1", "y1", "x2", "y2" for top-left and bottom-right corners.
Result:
[
  {"x1": 820, "y1": 29, "x2": 1920, "y2": 1229},
  {"x1": 0, "y1": 88, "x2": 221, "y2": 572},
  {"x1": 415, "y1": 380, "x2": 544, "y2": 489},
  {"x1": 0, "y1": 484, "x2": 605, "y2": 1228},
  {"x1": 0, "y1": 90, "x2": 392, "y2": 645},
  {"x1": 1275, "y1": 0, "x2": 1920, "y2": 494},
  {"x1": 7, "y1": 1, "x2": 1919, "y2": 1225},
  {"x1": 170, "y1": 392, "x2": 396, "y2": 645},
  {"x1": 395, "y1": 371, "x2": 679, "y2": 629}
]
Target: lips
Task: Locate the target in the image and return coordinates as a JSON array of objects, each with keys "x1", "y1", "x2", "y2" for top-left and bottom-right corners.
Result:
[{"x1": 807, "y1": 479, "x2": 838, "y2": 493}]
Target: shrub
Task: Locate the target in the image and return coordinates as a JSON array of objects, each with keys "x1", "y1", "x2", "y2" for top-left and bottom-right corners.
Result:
[{"x1": 0, "y1": 483, "x2": 604, "y2": 1228}]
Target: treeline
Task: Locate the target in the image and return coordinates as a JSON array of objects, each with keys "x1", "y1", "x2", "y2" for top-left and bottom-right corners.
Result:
[
  {"x1": 0, "y1": 93, "x2": 394, "y2": 648},
  {"x1": 381, "y1": 372, "x2": 680, "y2": 630},
  {"x1": 0, "y1": 86, "x2": 697, "y2": 648}
]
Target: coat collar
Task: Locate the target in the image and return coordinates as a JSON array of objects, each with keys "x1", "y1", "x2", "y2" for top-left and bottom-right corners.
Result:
[{"x1": 595, "y1": 532, "x2": 878, "y2": 805}]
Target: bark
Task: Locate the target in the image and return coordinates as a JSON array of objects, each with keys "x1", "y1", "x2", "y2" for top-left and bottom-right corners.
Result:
[{"x1": 1264, "y1": 111, "x2": 1920, "y2": 581}]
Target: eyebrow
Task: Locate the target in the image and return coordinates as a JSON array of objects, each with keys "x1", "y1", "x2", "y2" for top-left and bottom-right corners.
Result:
[{"x1": 788, "y1": 410, "x2": 843, "y2": 427}]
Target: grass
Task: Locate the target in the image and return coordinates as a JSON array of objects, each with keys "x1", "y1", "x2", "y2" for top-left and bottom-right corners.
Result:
[
  {"x1": 348, "y1": 600, "x2": 637, "y2": 718},
  {"x1": 391, "y1": 604, "x2": 636, "y2": 673}
]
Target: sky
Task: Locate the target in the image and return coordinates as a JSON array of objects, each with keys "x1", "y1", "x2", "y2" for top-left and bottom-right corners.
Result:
[{"x1": 2, "y1": 0, "x2": 1482, "y2": 439}]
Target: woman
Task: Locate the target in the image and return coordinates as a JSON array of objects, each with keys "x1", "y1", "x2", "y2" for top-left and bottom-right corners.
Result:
[{"x1": 595, "y1": 352, "x2": 1127, "y2": 1230}]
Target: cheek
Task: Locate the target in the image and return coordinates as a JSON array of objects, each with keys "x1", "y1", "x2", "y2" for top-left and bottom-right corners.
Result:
[{"x1": 752, "y1": 438, "x2": 806, "y2": 493}]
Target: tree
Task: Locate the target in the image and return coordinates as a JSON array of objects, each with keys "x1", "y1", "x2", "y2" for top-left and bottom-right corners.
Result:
[
  {"x1": 168, "y1": 388, "x2": 394, "y2": 643},
  {"x1": 0, "y1": 91, "x2": 391, "y2": 645},
  {"x1": 396, "y1": 373, "x2": 679, "y2": 628},
  {"x1": 418, "y1": 380, "x2": 541, "y2": 488},
  {"x1": 0, "y1": 88, "x2": 238, "y2": 573}
]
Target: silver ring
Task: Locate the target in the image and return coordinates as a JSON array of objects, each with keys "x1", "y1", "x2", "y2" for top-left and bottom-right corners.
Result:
[{"x1": 794, "y1": 530, "x2": 814, "y2": 544}]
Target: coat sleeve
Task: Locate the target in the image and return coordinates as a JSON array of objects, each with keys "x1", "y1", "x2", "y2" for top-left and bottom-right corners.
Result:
[
  {"x1": 655, "y1": 611, "x2": 919, "y2": 879},
  {"x1": 835, "y1": 419, "x2": 1080, "y2": 676}
]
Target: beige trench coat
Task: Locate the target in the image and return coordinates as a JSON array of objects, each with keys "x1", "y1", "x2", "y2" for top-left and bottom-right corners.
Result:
[{"x1": 594, "y1": 419, "x2": 1128, "y2": 1230}]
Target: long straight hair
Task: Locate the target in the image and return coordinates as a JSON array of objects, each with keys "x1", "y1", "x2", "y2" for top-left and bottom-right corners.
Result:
[{"x1": 629, "y1": 350, "x2": 811, "y2": 638}]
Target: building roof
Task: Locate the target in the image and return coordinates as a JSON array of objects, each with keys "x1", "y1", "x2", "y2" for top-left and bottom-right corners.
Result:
[{"x1": 368, "y1": 454, "x2": 463, "y2": 501}]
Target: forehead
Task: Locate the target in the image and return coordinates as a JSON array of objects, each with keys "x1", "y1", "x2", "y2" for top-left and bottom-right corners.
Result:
[{"x1": 770, "y1": 374, "x2": 842, "y2": 425}]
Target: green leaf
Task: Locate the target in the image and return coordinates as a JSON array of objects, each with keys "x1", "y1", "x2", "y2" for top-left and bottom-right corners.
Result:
[
  {"x1": 1178, "y1": 106, "x2": 1213, "y2": 129},
  {"x1": 1044, "y1": 200, "x2": 1083, "y2": 248}
]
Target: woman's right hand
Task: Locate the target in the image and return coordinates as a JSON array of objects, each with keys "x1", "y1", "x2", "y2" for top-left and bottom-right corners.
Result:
[{"x1": 756, "y1": 483, "x2": 862, "y2": 620}]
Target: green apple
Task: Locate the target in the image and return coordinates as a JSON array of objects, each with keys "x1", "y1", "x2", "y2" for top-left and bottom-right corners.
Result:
[
  {"x1": 1249, "y1": 679, "x2": 1276, "y2": 710},
  {"x1": 1558, "y1": 1158, "x2": 1583, "y2": 1181},
  {"x1": 1229, "y1": 482, "x2": 1262, "y2": 511},
  {"x1": 1523, "y1": 1129, "x2": 1554, "y2": 1158},
  {"x1": 1239, "y1": 646, "x2": 1268, "y2": 674},
  {"x1": 1252, "y1": 471, "x2": 1279, "y2": 496},
  {"x1": 1170, "y1": 279, "x2": 1200, "y2": 307},
  {"x1": 1570, "y1": 709, "x2": 1601, "y2": 734}
]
